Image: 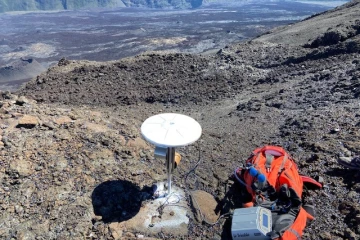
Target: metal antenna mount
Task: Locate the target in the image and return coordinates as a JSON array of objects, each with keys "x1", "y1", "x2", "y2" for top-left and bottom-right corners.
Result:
[{"x1": 141, "y1": 113, "x2": 202, "y2": 196}]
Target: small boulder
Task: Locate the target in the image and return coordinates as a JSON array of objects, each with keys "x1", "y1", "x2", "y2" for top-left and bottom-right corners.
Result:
[
  {"x1": 83, "y1": 122, "x2": 108, "y2": 133},
  {"x1": 9, "y1": 157, "x2": 34, "y2": 177},
  {"x1": 16, "y1": 115, "x2": 38, "y2": 128},
  {"x1": 190, "y1": 190, "x2": 220, "y2": 224},
  {"x1": 319, "y1": 231, "x2": 332, "y2": 240},
  {"x1": 55, "y1": 116, "x2": 73, "y2": 125},
  {"x1": 108, "y1": 222, "x2": 124, "y2": 240},
  {"x1": 15, "y1": 96, "x2": 30, "y2": 106},
  {"x1": 126, "y1": 137, "x2": 150, "y2": 156},
  {"x1": 356, "y1": 214, "x2": 360, "y2": 224}
]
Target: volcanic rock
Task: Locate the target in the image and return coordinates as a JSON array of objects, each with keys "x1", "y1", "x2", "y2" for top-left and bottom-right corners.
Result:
[
  {"x1": 9, "y1": 156, "x2": 34, "y2": 177},
  {"x1": 190, "y1": 190, "x2": 220, "y2": 224},
  {"x1": 16, "y1": 115, "x2": 39, "y2": 128},
  {"x1": 0, "y1": 1, "x2": 358, "y2": 239}
]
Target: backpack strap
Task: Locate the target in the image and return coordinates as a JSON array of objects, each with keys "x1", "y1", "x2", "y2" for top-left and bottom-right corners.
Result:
[
  {"x1": 278, "y1": 154, "x2": 289, "y2": 173},
  {"x1": 288, "y1": 228, "x2": 302, "y2": 240},
  {"x1": 265, "y1": 154, "x2": 274, "y2": 172}
]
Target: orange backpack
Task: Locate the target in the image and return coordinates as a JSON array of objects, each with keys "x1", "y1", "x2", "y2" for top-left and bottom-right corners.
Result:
[{"x1": 235, "y1": 145, "x2": 316, "y2": 240}]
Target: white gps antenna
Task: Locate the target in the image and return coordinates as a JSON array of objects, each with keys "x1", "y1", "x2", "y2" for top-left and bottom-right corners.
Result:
[{"x1": 141, "y1": 113, "x2": 202, "y2": 196}]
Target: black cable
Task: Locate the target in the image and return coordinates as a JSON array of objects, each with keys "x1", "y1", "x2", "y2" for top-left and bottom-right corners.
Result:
[
  {"x1": 184, "y1": 141, "x2": 202, "y2": 191},
  {"x1": 183, "y1": 141, "x2": 232, "y2": 226}
]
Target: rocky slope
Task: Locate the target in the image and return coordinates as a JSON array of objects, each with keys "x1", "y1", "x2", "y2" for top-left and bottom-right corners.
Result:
[
  {"x1": 255, "y1": 0, "x2": 360, "y2": 47},
  {"x1": 0, "y1": 0, "x2": 359, "y2": 239}
]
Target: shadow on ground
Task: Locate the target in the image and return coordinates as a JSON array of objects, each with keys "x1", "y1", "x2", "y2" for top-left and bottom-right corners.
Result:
[
  {"x1": 219, "y1": 180, "x2": 250, "y2": 239},
  {"x1": 91, "y1": 180, "x2": 154, "y2": 223},
  {"x1": 326, "y1": 168, "x2": 360, "y2": 187}
]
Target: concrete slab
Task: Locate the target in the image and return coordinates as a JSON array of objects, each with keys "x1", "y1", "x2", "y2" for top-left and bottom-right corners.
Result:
[{"x1": 121, "y1": 182, "x2": 190, "y2": 236}]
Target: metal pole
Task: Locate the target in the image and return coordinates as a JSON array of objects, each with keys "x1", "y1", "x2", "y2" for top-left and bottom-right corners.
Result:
[{"x1": 166, "y1": 147, "x2": 175, "y2": 195}]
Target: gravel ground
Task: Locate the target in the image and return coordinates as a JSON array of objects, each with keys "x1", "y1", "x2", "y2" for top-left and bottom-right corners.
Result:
[{"x1": 0, "y1": 1, "x2": 359, "y2": 239}]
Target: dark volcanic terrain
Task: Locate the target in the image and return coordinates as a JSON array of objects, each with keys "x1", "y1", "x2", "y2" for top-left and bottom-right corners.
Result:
[
  {"x1": 0, "y1": 1, "x2": 334, "y2": 91},
  {"x1": 0, "y1": 0, "x2": 359, "y2": 240}
]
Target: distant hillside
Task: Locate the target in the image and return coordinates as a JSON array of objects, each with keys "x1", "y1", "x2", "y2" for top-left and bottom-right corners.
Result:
[
  {"x1": 0, "y1": 0, "x2": 118, "y2": 12},
  {"x1": 0, "y1": 0, "x2": 203, "y2": 12},
  {"x1": 0, "y1": 58, "x2": 46, "y2": 83},
  {"x1": 0, "y1": 0, "x2": 349, "y2": 12}
]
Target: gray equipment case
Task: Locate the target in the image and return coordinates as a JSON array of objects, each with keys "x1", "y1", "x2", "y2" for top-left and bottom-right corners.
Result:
[{"x1": 231, "y1": 207, "x2": 272, "y2": 240}]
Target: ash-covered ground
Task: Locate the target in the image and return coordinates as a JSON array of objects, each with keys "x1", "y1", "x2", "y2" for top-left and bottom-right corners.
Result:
[{"x1": 0, "y1": 1, "x2": 360, "y2": 240}]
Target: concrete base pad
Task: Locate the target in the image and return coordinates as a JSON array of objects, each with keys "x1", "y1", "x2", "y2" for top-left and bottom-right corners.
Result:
[{"x1": 121, "y1": 182, "x2": 190, "y2": 236}]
